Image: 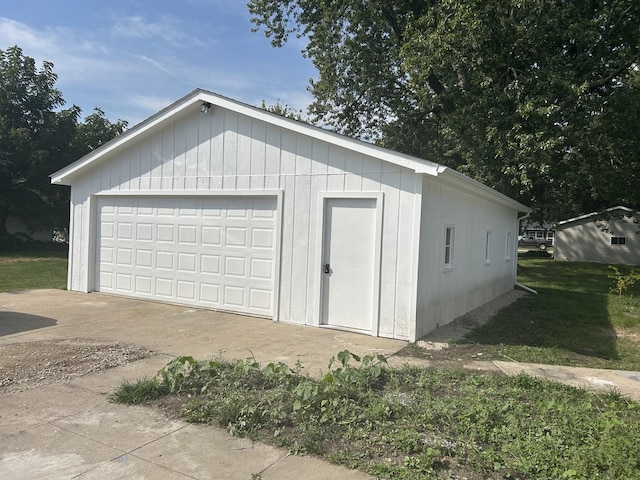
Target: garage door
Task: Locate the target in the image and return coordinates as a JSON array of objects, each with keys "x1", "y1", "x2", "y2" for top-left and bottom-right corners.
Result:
[{"x1": 96, "y1": 196, "x2": 277, "y2": 316}]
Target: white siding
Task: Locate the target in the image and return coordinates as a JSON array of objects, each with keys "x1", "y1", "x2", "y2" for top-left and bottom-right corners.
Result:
[
  {"x1": 415, "y1": 176, "x2": 517, "y2": 339},
  {"x1": 67, "y1": 106, "x2": 420, "y2": 339},
  {"x1": 555, "y1": 214, "x2": 640, "y2": 265}
]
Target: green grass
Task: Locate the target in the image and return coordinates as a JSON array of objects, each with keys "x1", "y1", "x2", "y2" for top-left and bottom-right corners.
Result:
[
  {"x1": 0, "y1": 251, "x2": 68, "y2": 292},
  {"x1": 112, "y1": 353, "x2": 640, "y2": 480},
  {"x1": 427, "y1": 258, "x2": 640, "y2": 371}
]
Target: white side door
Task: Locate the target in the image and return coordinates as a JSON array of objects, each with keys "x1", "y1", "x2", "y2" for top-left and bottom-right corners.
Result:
[{"x1": 321, "y1": 197, "x2": 378, "y2": 332}]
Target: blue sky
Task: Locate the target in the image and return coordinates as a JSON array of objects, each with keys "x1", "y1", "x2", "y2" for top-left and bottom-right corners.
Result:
[{"x1": 0, "y1": 0, "x2": 316, "y2": 127}]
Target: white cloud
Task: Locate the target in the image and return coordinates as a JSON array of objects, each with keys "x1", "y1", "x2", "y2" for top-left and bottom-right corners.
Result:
[
  {"x1": 0, "y1": 9, "x2": 315, "y2": 127},
  {"x1": 110, "y1": 14, "x2": 206, "y2": 49}
]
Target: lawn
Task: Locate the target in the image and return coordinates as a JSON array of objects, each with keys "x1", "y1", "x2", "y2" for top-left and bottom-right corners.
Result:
[
  {"x1": 112, "y1": 352, "x2": 640, "y2": 480},
  {"x1": 405, "y1": 256, "x2": 640, "y2": 371},
  {"x1": 0, "y1": 251, "x2": 68, "y2": 292}
]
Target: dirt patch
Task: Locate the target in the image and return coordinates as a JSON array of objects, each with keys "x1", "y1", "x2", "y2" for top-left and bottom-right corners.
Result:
[
  {"x1": 396, "y1": 290, "x2": 527, "y2": 365},
  {"x1": 0, "y1": 339, "x2": 153, "y2": 394}
]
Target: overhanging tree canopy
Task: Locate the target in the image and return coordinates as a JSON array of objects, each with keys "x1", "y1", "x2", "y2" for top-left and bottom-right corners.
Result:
[{"x1": 249, "y1": 0, "x2": 640, "y2": 220}]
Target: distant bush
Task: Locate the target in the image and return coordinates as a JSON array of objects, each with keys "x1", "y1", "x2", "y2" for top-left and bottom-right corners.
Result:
[{"x1": 0, "y1": 234, "x2": 68, "y2": 252}]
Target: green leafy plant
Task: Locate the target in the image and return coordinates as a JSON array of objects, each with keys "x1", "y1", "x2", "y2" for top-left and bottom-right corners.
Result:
[{"x1": 609, "y1": 266, "x2": 640, "y2": 298}]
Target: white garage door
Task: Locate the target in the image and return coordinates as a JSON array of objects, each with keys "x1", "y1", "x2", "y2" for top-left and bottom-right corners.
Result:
[{"x1": 96, "y1": 196, "x2": 277, "y2": 316}]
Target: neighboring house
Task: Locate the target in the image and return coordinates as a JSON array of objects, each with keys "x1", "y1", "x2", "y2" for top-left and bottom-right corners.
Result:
[
  {"x1": 521, "y1": 221, "x2": 555, "y2": 246},
  {"x1": 555, "y1": 206, "x2": 640, "y2": 265},
  {"x1": 50, "y1": 89, "x2": 531, "y2": 342}
]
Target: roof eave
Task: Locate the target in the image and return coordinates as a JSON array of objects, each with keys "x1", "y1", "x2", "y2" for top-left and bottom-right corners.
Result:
[
  {"x1": 436, "y1": 167, "x2": 532, "y2": 212},
  {"x1": 557, "y1": 206, "x2": 639, "y2": 227}
]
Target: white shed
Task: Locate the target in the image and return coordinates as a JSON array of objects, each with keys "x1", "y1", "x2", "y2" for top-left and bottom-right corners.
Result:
[
  {"x1": 51, "y1": 89, "x2": 531, "y2": 342},
  {"x1": 555, "y1": 206, "x2": 640, "y2": 265}
]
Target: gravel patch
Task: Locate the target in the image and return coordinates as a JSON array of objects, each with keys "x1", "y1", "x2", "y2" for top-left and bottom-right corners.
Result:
[{"x1": 0, "y1": 339, "x2": 153, "y2": 394}]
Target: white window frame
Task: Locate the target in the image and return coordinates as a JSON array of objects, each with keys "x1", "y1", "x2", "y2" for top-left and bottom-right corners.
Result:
[
  {"x1": 484, "y1": 230, "x2": 491, "y2": 265},
  {"x1": 444, "y1": 224, "x2": 455, "y2": 271}
]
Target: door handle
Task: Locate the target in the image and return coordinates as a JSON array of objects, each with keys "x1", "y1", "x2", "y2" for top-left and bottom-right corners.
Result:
[{"x1": 324, "y1": 263, "x2": 331, "y2": 274}]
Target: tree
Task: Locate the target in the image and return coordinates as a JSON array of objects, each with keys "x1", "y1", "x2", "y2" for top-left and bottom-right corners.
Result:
[
  {"x1": 259, "y1": 99, "x2": 307, "y2": 122},
  {"x1": 0, "y1": 46, "x2": 127, "y2": 240},
  {"x1": 249, "y1": 1, "x2": 640, "y2": 220}
]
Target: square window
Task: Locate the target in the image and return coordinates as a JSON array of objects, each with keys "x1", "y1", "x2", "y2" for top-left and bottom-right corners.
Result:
[{"x1": 611, "y1": 237, "x2": 626, "y2": 245}]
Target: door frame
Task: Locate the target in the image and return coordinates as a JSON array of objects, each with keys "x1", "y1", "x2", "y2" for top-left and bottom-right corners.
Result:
[{"x1": 315, "y1": 192, "x2": 384, "y2": 336}]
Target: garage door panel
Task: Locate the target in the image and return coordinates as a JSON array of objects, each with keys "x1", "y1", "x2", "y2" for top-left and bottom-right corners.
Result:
[
  {"x1": 226, "y1": 227, "x2": 247, "y2": 247},
  {"x1": 137, "y1": 224, "x2": 153, "y2": 241},
  {"x1": 115, "y1": 273, "x2": 132, "y2": 292},
  {"x1": 155, "y1": 278, "x2": 173, "y2": 297},
  {"x1": 96, "y1": 196, "x2": 276, "y2": 316},
  {"x1": 136, "y1": 249, "x2": 153, "y2": 268},
  {"x1": 178, "y1": 225, "x2": 197, "y2": 244},
  {"x1": 202, "y1": 226, "x2": 221, "y2": 245},
  {"x1": 157, "y1": 224, "x2": 175, "y2": 242},
  {"x1": 135, "y1": 276, "x2": 152, "y2": 294},
  {"x1": 250, "y1": 288, "x2": 272, "y2": 312},
  {"x1": 250, "y1": 258, "x2": 273, "y2": 280},
  {"x1": 156, "y1": 251, "x2": 174, "y2": 269},
  {"x1": 252, "y1": 228, "x2": 274, "y2": 249}
]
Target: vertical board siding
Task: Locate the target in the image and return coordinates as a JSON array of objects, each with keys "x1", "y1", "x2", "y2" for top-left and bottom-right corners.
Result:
[
  {"x1": 68, "y1": 106, "x2": 419, "y2": 339},
  {"x1": 415, "y1": 176, "x2": 517, "y2": 339}
]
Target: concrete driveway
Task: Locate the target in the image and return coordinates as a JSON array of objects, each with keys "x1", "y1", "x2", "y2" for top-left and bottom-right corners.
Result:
[
  {"x1": 3, "y1": 289, "x2": 640, "y2": 479},
  {"x1": 0, "y1": 289, "x2": 406, "y2": 480},
  {"x1": 0, "y1": 289, "x2": 407, "y2": 372}
]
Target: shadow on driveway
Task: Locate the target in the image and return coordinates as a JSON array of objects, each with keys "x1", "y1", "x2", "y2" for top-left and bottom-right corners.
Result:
[{"x1": 0, "y1": 312, "x2": 57, "y2": 336}]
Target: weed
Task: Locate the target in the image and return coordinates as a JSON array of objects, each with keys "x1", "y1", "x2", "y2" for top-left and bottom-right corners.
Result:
[
  {"x1": 113, "y1": 352, "x2": 640, "y2": 479},
  {"x1": 109, "y1": 378, "x2": 166, "y2": 404},
  {"x1": 609, "y1": 266, "x2": 640, "y2": 297}
]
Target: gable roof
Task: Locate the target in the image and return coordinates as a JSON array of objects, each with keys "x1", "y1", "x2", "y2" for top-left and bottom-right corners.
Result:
[
  {"x1": 51, "y1": 88, "x2": 530, "y2": 212},
  {"x1": 557, "y1": 206, "x2": 640, "y2": 228}
]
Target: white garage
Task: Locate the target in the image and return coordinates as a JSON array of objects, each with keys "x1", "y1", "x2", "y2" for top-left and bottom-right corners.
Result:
[
  {"x1": 96, "y1": 195, "x2": 277, "y2": 316},
  {"x1": 52, "y1": 89, "x2": 530, "y2": 341}
]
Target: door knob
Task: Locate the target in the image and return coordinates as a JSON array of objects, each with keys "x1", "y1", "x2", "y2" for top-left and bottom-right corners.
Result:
[{"x1": 324, "y1": 263, "x2": 331, "y2": 274}]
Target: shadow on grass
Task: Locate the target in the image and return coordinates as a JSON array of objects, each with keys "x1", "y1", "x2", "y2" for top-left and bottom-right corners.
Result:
[{"x1": 462, "y1": 259, "x2": 620, "y2": 365}]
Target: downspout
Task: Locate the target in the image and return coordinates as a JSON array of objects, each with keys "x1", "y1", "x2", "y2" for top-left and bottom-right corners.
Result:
[{"x1": 515, "y1": 211, "x2": 538, "y2": 294}]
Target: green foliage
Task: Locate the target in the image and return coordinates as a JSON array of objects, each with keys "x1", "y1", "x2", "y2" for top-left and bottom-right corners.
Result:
[
  {"x1": 609, "y1": 266, "x2": 640, "y2": 298},
  {"x1": 0, "y1": 46, "x2": 127, "y2": 239},
  {"x1": 259, "y1": 99, "x2": 307, "y2": 122},
  {"x1": 114, "y1": 352, "x2": 640, "y2": 479},
  {"x1": 249, "y1": 1, "x2": 640, "y2": 220},
  {"x1": 109, "y1": 378, "x2": 166, "y2": 404}
]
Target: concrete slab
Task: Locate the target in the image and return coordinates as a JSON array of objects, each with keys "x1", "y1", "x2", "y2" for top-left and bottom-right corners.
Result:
[
  {"x1": 0, "y1": 423, "x2": 123, "y2": 479},
  {"x1": 493, "y1": 360, "x2": 640, "y2": 402},
  {"x1": 76, "y1": 454, "x2": 195, "y2": 480},
  {"x1": 2, "y1": 289, "x2": 640, "y2": 480},
  {"x1": 0, "y1": 290, "x2": 406, "y2": 374},
  {"x1": 132, "y1": 424, "x2": 287, "y2": 480},
  {"x1": 261, "y1": 453, "x2": 372, "y2": 480}
]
